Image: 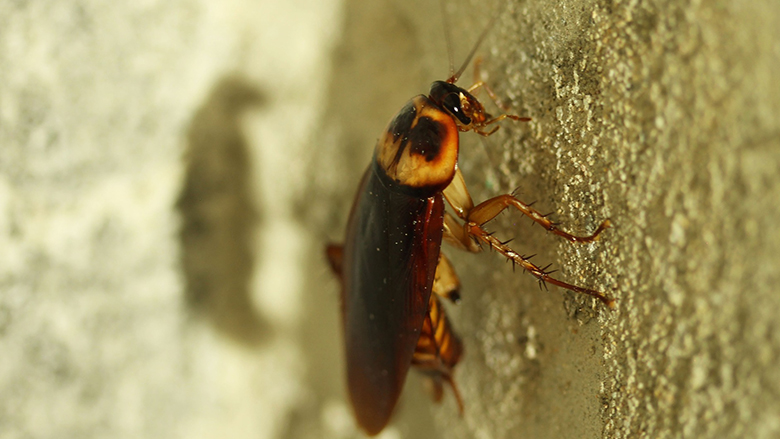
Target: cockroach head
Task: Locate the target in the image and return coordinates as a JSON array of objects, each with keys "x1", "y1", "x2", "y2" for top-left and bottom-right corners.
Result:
[{"x1": 429, "y1": 81, "x2": 489, "y2": 130}]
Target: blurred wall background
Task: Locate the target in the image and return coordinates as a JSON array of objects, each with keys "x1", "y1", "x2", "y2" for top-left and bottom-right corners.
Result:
[{"x1": 0, "y1": 0, "x2": 345, "y2": 438}]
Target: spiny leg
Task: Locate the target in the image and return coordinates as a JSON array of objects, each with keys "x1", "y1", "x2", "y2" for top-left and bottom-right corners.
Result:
[
  {"x1": 465, "y1": 223, "x2": 615, "y2": 308},
  {"x1": 469, "y1": 193, "x2": 611, "y2": 243},
  {"x1": 412, "y1": 295, "x2": 465, "y2": 414},
  {"x1": 444, "y1": 168, "x2": 611, "y2": 243},
  {"x1": 442, "y1": 168, "x2": 614, "y2": 308}
]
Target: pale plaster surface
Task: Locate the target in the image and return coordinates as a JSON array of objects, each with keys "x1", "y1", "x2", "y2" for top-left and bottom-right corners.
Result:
[{"x1": 0, "y1": 1, "x2": 342, "y2": 438}]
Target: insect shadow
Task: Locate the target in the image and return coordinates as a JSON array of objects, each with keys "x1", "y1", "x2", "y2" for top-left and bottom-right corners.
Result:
[{"x1": 177, "y1": 76, "x2": 270, "y2": 346}]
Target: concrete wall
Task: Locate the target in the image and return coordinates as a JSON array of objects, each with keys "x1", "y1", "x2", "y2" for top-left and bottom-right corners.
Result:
[
  {"x1": 2, "y1": 0, "x2": 779, "y2": 439},
  {"x1": 0, "y1": 1, "x2": 342, "y2": 438}
]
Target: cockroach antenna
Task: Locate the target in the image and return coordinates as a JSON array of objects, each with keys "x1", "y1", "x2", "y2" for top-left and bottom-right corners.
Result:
[
  {"x1": 446, "y1": 4, "x2": 504, "y2": 84},
  {"x1": 439, "y1": 0, "x2": 456, "y2": 79}
]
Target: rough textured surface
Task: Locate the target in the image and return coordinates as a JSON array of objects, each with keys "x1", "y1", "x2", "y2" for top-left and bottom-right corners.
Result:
[
  {"x1": 317, "y1": 0, "x2": 780, "y2": 438},
  {"x1": 3, "y1": 0, "x2": 780, "y2": 438}
]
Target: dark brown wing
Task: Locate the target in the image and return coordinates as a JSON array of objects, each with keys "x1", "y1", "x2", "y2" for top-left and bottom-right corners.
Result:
[{"x1": 340, "y1": 163, "x2": 444, "y2": 435}]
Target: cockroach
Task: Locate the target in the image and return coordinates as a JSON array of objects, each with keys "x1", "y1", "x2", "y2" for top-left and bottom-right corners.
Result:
[{"x1": 325, "y1": 9, "x2": 614, "y2": 436}]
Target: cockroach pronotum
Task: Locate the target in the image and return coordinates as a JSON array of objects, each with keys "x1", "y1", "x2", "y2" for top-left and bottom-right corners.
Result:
[{"x1": 325, "y1": 7, "x2": 614, "y2": 436}]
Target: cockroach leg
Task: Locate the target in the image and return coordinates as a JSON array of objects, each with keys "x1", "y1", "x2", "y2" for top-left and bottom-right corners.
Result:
[
  {"x1": 422, "y1": 374, "x2": 445, "y2": 403},
  {"x1": 443, "y1": 213, "x2": 480, "y2": 253},
  {"x1": 325, "y1": 244, "x2": 348, "y2": 312},
  {"x1": 468, "y1": 58, "x2": 533, "y2": 123},
  {"x1": 442, "y1": 167, "x2": 475, "y2": 218},
  {"x1": 474, "y1": 126, "x2": 501, "y2": 137},
  {"x1": 483, "y1": 113, "x2": 532, "y2": 126},
  {"x1": 467, "y1": 56, "x2": 486, "y2": 93},
  {"x1": 419, "y1": 371, "x2": 465, "y2": 416},
  {"x1": 468, "y1": 57, "x2": 511, "y2": 112},
  {"x1": 466, "y1": 80, "x2": 486, "y2": 94},
  {"x1": 468, "y1": 195, "x2": 611, "y2": 243},
  {"x1": 442, "y1": 168, "x2": 614, "y2": 307},
  {"x1": 325, "y1": 244, "x2": 344, "y2": 277},
  {"x1": 412, "y1": 295, "x2": 465, "y2": 414},
  {"x1": 438, "y1": 372, "x2": 464, "y2": 416},
  {"x1": 465, "y1": 223, "x2": 616, "y2": 308},
  {"x1": 433, "y1": 253, "x2": 461, "y2": 303},
  {"x1": 464, "y1": 58, "x2": 531, "y2": 136},
  {"x1": 444, "y1": 169, "x2": 610, "y2": 243},
  {"x1": 443, "y1": 373, "x2": 464, "y2": 415}
]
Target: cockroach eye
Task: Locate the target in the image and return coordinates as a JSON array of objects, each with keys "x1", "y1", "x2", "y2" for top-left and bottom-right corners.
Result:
[{"x1": 442, "y1": 93, "x2": 471, "y2": 125}]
